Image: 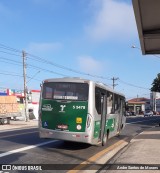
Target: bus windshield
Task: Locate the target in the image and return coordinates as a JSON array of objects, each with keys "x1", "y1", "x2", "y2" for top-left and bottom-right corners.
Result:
[{"x1": 42, "y1": 82, "x2": 89, "y2": 101}]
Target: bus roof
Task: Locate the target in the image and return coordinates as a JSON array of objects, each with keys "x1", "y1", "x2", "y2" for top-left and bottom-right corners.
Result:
[
  {"x1": 43, "y1": 77, "x2": 90, "y2": 83},
  {"x1": 42, "y1": 77, "x2": 125, "y2": 98}
]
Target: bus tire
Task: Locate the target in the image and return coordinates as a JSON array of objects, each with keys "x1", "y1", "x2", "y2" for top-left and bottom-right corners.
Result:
[
  {"x1": 102, "y1": 130, "x2": 109, "y2": 146},
  {"x1": 0, "y1": 118, "x2": 5, "y2": 125},
  {"x1": 7, "y1": 117, "x2": 11, "y2": 124},
  {"x1": 117, "y1": 124, "x2": 124, "y2": 136}
]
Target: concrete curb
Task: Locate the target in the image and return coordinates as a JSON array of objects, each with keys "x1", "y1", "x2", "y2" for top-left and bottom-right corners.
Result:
[{"x1": 67, "y1": 138, "x2": 129, "y2": 173}]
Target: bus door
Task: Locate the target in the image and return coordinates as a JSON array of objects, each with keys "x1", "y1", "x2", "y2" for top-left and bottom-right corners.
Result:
[
  {"x1": 99, "y1": 94, "x2": 107, "y2": 142},
  {"x1": 118, "y1": 98, "x2": 124, "y2": 132}
]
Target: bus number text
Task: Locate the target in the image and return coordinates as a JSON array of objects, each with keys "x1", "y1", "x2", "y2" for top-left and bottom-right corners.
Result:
[{"x1": 73, "y1": 106, "x2": 85, "y2": 110}]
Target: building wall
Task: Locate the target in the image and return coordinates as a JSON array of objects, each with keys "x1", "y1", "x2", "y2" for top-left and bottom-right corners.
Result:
[
  {"x1": 150, "y1": 92, "x2": 160, "y2": 112},
  {"x1": 28, "y1": 103, "x2": 39, "y2": 120}
]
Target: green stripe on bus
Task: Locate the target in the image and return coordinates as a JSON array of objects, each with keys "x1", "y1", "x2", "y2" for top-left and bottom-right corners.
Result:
[{"x1": 94, "y1": 118, "x2": 115, "y2": 138}]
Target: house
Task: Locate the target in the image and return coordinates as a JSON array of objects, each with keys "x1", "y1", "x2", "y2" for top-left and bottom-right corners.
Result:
[{"x1": 127, "y1": 97, "x2": 150, "y2": 114}]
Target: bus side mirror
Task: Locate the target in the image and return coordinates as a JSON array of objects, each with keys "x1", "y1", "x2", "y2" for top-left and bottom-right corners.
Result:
[{"x1": 40, "y1": 83, "x2": 42, "y2": 88}]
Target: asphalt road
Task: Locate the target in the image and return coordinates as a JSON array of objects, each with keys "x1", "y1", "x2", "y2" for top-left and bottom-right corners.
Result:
[{"x1": 0, "y1": 116, "x2": 160, "y2": 173}]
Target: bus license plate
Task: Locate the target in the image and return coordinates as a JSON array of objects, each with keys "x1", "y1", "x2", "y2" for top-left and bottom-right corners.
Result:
[{"x1": 57, "y1": 125, "x2": 68, "y2": 130}]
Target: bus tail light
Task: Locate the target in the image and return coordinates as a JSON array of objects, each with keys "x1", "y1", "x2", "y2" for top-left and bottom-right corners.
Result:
[{"x1": 86, "y1": 113, "x2": 92, "y2": 129}]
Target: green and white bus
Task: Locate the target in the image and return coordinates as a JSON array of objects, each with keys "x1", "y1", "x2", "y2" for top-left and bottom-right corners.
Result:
[{"x1": 39, "y1": 77, "x2": 126, "y2": 146}]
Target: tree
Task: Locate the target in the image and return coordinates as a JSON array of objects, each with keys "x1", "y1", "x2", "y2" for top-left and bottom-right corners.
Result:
[{"x1": 151, "y1": 73, "x2": 160, "y2": 92}]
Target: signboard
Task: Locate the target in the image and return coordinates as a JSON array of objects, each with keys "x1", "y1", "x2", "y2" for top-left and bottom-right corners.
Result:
[
  {"x1": 0, "y1": 88, "x2": 7, "y2": 96},
  {"x1": 8, "y1": 89, "x2": 24, "y2": 97}
]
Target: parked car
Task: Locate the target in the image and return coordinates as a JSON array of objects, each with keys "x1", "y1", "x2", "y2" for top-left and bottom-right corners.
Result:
[
  {"x1": 144, "y1": 110, "x2": 153, "y2": 117},
  {"x1": 126, "y1": 111, "x2": 131, "y2": 116},
  {"x1": 131, "y1": 111, "x2": 136, "y2": 116}
]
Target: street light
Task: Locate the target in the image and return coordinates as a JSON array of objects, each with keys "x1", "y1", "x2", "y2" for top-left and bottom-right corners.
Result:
[
  {"x1": 132, "y1": 45, "x2": 160, "y2": 112},
  {"x1": 131, "y1": 45, "x2": 160, "y2": 59},
  {"x1": 131, "y1": 45, "x2": 136, "y2": 49}
]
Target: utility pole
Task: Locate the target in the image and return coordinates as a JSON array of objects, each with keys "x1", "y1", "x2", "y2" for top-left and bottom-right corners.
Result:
[
  {"x1": 22, "y1": 51, "x2": 29, "y2": 122},
  {"x1": 152, "y1": 92, "x2": 156, "y2": 112},
  {"x1": 111, "y1": 77, "x2": 119, "y2": 90}
]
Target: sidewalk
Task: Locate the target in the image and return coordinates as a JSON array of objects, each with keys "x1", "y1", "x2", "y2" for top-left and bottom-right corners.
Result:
[
  {"x1": 0, "y1": 119, "x2": 38, "y2": 132},
  {"x1": 100, "y1": 125, "x2": 160, "y2": 172}
]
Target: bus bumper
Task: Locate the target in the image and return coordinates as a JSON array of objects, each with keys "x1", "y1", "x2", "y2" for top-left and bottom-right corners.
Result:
[{"x1": 39, "y1": 128, "x2": 92, "y2": 144}]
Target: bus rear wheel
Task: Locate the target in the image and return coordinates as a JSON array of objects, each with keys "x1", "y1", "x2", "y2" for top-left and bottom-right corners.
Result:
[
  {"x1": 0, "y1": 118, "x2": 5, "y2": 125},
  {"x1": 102, "y1": 130, "x2": 109, "y2": 146}
]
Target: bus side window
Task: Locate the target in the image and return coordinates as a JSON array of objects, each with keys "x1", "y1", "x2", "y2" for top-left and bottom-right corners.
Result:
[
  {"x1": 123, "y1": 99, "x2": 126, "y2": 115},
  {"x1": 107, "y1": 92, "x2": 114, "y2": 114},
  {"x1": 95, "y1": 93, "x2": 101, "y2": 114},
  {"x1": 95, "y1": 90, "x2": 101, "y2": 114},
  {"x1": 44, "y1": 86, "x2": 53, "y2": 99}
]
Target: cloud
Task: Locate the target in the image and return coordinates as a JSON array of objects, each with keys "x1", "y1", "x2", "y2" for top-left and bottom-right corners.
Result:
[
  {"x1": 85, "y1": 0, "x2": 136, "y2": 42},
  {"x1": 77, "y1": 56, "x2": 104, "y2": 74},
  {"x1": 26, "y1": 42, "x2": 62, "y2": 53}
]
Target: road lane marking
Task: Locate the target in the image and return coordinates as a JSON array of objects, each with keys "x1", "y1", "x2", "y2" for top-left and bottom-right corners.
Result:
[
  {"x1": 0, "y1": 140, "x2": 58, "y2": 158},
  {"x1": 0, "y1": 131, "x2": 38, "y2": 138},
  {"x1": 67, "y1": 138, "x2": 128, "y2": 173},
  {"x1": 0, "y1": 127, "x2": 37, "y2": 133},
  {"x1": 126, "y1": 118, "x2": 160, "y2": 124}
]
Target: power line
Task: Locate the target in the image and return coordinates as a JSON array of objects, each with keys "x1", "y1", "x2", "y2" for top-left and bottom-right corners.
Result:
[
  {"x1": 118, "y1": 79, "x2": 150, "y2": 90},
  {"x1": 0, "y1": 56, "x2": 22, "y2": 64},
  {"x1": 0, "y1": 43, "x2": 153, "y2": 91},
  {"x1": 0, "y1": 71, "x2": 41, "y2": 82},
  {"x1": 0, "y1": 55, "x2": 69, "y2": 77},
  {"x1": 0, "y1": 43, "x2": 22, "y2": 53},
  {"x1": 0, "y1": 43, "x2": 111, "y2": 80},
  {"x1": 0, "y1": 72, "x2": 23, "y2": 77},
  {"x1": 0, "y1": 59, "x2": 22, "y2": 66},
  {"x1": 27, "y1": 53, "x2": 111, "y2": 80},
  {"x1": 27, "y1": 64, "x2": 67, "y2": 77},
  {"x1": 0, "y1": 70, "x2": 22, "y2": 75},
  {"x1": 0, "y1": 50, "x2": 21, "y2": 57},
  {"x1": 27, "y1": 71, "x2": 41, "y2": 84}
]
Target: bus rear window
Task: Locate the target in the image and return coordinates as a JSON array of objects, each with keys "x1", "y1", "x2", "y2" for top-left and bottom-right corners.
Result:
[{"x1": 42, "y1": 82, "x2": 89, "y2": 101}]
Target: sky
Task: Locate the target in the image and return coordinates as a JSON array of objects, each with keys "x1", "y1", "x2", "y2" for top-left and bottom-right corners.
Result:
[{"x1": 0, "y1": 0, "x2": 159, "y2": 100}]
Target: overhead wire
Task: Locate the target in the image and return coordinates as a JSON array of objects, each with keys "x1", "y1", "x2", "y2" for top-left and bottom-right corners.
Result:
[
  {"x1": 0, "y1": 43, "x2": 111, "y2": 79},
  {"x1": 0, "y1": 50, "x2": 21, "y2": 57},
  {"x1": 26, "y1": 52, "x2": 111, "y2": 80},
  {"x1": 27, "y1": 64, "x2": 67, "y2": 77},
  {"x1": 0, "y1": 43, "x2": 152, "y2": 92},
  {"x1": 118, "y1": 79, "x2": 150, "y2": 90},
  {"x1": 0, "y1": 56, "x2": 22, "y2": 64},
  {"x1": 0, "y1": 70, "x2": 41, "y2": 83},
  {"x1": 0, "y1": 43, "x2": 22, "y2": 53}
]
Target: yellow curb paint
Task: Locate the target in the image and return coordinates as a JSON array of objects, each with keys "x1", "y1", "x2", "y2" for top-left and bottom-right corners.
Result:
[{"x1": 67, "y1": 138, "x2": 128, "y2": 173}]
